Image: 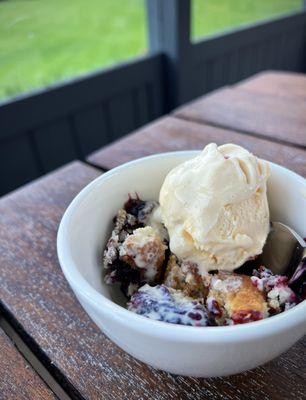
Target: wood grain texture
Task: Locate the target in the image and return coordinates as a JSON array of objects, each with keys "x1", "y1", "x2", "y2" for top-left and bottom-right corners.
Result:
[
  {"x1": 0, "y1": 327, "x2": 56, "y2": 400},
  {"x1": 174, "y1": 87, "x2": 306, "y2": 148},
  {"x1": 87, "y1": 116, "x2": 306, "y2": 177},
  {"x1": 0, "y1": 146, "x2": 304, "y2": 400},
  {"x1": 237, "y1": 71, "x2": 306, "y2": 100}
]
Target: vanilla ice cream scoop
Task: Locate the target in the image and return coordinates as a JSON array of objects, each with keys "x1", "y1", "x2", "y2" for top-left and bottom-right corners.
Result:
[{"x1": 159, "y1": 143, "x2": 270, "y2": 275}]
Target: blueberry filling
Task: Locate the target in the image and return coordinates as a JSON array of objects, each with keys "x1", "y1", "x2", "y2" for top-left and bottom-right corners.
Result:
[{"x1": 104, "y1": 196, "x2": 305, "y2": 326}]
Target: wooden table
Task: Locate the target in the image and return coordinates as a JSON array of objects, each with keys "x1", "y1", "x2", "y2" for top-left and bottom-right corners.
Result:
[
  {"x1": 174, "y1": 71, "x2": 306, "y2": 149},
  {"x1": 1, "y1": 71, "x2": 305, "y2": 399},
  {"x1": 236, "y1": 71, "x2": 306, "y2": 100},
  {"x1": 0, "y1": 325, "x2": 56, "y2": 399},
  {"x1": 88, "y1": 116, "x2": 306, "y2": 177}
]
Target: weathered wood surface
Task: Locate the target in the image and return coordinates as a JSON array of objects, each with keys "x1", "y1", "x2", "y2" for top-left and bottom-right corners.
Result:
[
  {"x1": 0, "y1": 326, "x2": 56, "y2": 400},
  {"x1": 237, "y1": 71, "x2": 306, "y2": 100},
  {"x1": 87, "y1": 116, "x2": 306, "y2": 177},
  {"x1": 174, "y1": 87, "x2": 306, "y2": 148},
  {"x1": 0, "y1": 161, "x2": 305, "y2": 399}
]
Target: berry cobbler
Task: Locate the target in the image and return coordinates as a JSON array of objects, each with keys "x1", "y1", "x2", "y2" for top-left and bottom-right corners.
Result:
[{"x1": 103, "y1": 144, "x2": 305, "y2": 326}]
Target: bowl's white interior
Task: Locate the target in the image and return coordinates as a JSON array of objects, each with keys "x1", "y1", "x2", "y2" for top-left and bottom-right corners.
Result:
[{"x1": 63, "y1": 152, "x2": 306, "y2": 306}]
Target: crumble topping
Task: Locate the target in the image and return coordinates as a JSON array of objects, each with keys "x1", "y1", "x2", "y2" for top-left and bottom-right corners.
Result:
[
  {"x1": 103, "y1": 198, "x2": 164, "y2": 296},
  {"x1": 251, "y1": 266, "x2": 297, "y2": 313},
  {"x1": 164, "y1": 255, "x2": 210, "y2": 299},
  {"x1": 119, "y1": 226, "x2": 167, "y2": 282},
  {"x1": 210, "y1": 274, "x2": 242, "y2": 293},
  {"x1": 207, "y1": 272, "x2": 268, "y2": 325},
  {"x1": 103, "y1": 196, "x2": 304, "y2": 326}
]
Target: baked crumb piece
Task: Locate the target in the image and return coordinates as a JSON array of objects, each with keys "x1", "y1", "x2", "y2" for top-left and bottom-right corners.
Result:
[
  {"x1": 163, "y1": 255, "x2": 185, "y2": 289},
  {"x1": 207, "y1": 272, "x2": 268, "y2": 325},
  {"x1": 103, "y1": 197, "x2": 167, "y2": 297},
  {"x1": 128, "y1": 284, "x2": 209, "y2": 326},
  {"x1": 103, "y1": 208, "x2": 138, "y2": 269},
  {"x1": 251, "y1": 266, "x2": 297, "y2": 314},
  {"x1": 119, "y1": 226, "x2": 167, "y2": 283},
  {"x1": 163, "y1": 255, "x2": 210, "y2": 299}
]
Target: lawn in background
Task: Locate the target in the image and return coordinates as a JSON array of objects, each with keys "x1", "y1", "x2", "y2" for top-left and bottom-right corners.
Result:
[
  {"x1": 0, "y1": 0, "x2": 302, "y2": 101},
  {"x1": 0, "y1": 0, "x2": 146, "y2": 100},
  {"x1": 192, "y1": 0, "x2": 302, "y2": 38}
]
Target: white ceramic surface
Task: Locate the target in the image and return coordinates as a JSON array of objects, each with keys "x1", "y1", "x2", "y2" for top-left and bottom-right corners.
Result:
[{"x1": 57, "y1": 151, "x2": 306, "y2": 377}]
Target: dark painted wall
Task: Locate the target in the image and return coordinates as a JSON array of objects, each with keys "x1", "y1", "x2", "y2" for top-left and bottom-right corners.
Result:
[
  {"x1": 186, "y1": 11, "x2": 306, "y2": 103},
  {"x1": 0, "y1": 55, "x2": 164, "y2": 195}
]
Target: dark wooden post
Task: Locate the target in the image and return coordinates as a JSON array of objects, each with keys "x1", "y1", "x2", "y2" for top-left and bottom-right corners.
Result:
[{"x1": 146, "y1": 0, "x2": 192, "y2": 110}]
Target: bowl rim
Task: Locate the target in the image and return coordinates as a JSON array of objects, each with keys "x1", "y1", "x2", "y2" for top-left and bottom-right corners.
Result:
[{"x1": 57, "y1": 150, "x2": 306, "y2": 341}]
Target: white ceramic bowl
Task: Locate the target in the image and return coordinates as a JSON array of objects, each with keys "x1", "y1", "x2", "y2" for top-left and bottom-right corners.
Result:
[{"x1": 57, "y1": 151, "x2": 306, "y2": 377}]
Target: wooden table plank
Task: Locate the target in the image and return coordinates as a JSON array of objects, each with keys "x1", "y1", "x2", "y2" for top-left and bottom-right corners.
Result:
[
  {"x1": 0, "y1": 325, "x2": 56, "y2": 400},
  {"x1": 237, "y1": 71, "x2": 306, "y2": 100},
  {"x1": 174, "y1": 87, "x2": 306, "y2": 148},
  {"x1": 87, "y1": 116, "x2": 306, "y2": 177},
  {"x1": 0, "y1": 162, "x2": 305, "y2": 399}
]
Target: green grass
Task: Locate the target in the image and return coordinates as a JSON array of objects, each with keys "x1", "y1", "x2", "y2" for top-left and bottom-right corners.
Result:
[
  {"x1": 0, "y1": 0, "x2": 146, "y2": 100},
  {"x1": 192, "y1": 0, "x2": 302, "y2": 38},
  {"x1": 0, "y1": 0, "x2": 302, "y2": 101}
]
